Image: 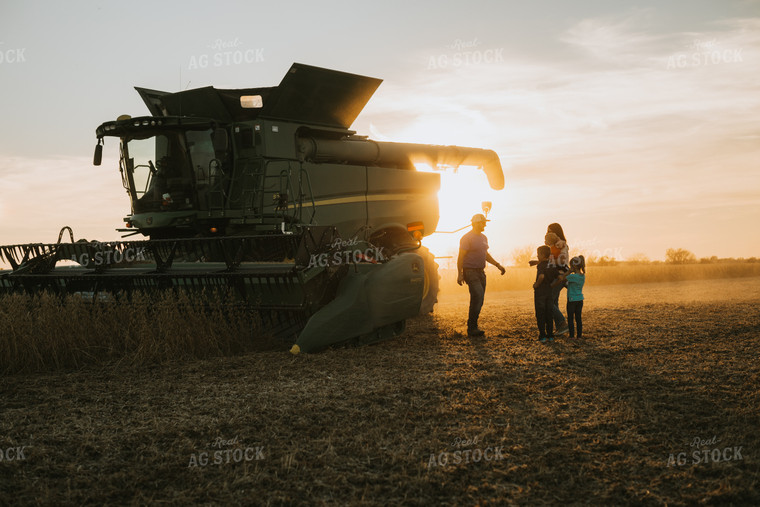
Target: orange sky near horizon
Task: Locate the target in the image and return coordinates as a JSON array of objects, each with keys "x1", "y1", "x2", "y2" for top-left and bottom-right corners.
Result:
[{"x1": 1, "y1": 2, "x2": 758, "y2": 265}]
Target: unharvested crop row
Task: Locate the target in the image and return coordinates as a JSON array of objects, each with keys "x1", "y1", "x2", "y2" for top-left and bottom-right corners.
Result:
[{"x1": 0, "y1": 291, "x2": 261, "y2": 375}]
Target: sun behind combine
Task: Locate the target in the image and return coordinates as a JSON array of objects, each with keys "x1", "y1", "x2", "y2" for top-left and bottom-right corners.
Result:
[{"x1": 0, "y1": 63, "x2": 504, "y2": 353}]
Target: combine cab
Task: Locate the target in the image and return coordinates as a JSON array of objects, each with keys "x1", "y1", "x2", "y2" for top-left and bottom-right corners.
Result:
[{"x1": 0, "y1": 63, "x2": 504, "y2": 353}]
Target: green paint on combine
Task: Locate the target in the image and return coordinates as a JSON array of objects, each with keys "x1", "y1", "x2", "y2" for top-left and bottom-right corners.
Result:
[{"x1": 0, "y1": 63, "x2": 503, "y2": 353}]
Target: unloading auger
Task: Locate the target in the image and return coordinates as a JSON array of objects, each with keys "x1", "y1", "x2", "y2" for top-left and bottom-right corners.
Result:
[{"x1": 0, "y1": 63, "x2": 504, "y2": 353}]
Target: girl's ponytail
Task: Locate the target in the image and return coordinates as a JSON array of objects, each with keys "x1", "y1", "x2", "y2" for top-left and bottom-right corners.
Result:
[{"x1": 570, "y1": 255, "x2": 586, "y2": 274}]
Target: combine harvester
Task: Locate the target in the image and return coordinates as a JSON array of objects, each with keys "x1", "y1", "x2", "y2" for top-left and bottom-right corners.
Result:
[{"x1": 0, "y1": 63, "x2": 503, "y2": 353}]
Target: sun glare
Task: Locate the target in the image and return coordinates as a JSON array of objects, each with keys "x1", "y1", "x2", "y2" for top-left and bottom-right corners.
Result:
[{"x1": 419, "y1": 164, "x2": 502, "y2": 266}]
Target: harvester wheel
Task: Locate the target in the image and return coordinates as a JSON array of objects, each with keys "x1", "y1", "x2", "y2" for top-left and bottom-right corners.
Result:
[{"x1": 417, "y1": 246, "x2": 439, "y2": 314}]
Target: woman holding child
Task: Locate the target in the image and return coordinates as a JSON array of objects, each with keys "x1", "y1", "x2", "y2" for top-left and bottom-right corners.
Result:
[
  {"x1": 531, "y1": 222, "x2": 587, "y2": 341},
  {"x1": 532, "y1": 251, "x2": 587, "y2": 342},
  {"x1": 545, "y1": 223, "x2": 569, "y2": 335}
]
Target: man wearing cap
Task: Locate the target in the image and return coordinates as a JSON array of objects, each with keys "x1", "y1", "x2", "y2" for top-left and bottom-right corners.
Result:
[{"x1": 457, "y1": 214, "x2": 505, "y2": 337}]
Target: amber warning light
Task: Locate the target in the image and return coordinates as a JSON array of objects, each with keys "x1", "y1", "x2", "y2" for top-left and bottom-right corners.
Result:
[
  {"x1": 407, "y1": 222, "x2": 424, "y2": 241},
  {"x1": 240, "y1": 95, "x2": 263, "y2": 108}
]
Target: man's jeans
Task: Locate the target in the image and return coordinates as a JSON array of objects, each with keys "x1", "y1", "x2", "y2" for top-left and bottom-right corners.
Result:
[{"x1": 464, "y1": 268, "x2": 486, "y2": 331}]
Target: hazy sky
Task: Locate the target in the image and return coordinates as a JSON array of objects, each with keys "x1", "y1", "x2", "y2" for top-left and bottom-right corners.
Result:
[{"x1": 1, "y1": 0, "x2": 758, "y2": 262}]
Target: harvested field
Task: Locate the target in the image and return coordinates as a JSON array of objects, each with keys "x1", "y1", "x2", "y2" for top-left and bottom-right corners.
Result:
[{"x1": 1, "y1": 277, "x2": 759, "y2": 505}]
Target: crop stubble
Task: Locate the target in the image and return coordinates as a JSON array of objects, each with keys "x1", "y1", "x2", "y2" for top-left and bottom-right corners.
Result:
[{"x1": 1, "y1": 277, "x2": 758, "y2": 505}]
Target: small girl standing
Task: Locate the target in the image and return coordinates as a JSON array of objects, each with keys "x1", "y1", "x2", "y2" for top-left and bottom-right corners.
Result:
[{"x1": 556, "y1": 255, "x2": 585, "y2": 338}]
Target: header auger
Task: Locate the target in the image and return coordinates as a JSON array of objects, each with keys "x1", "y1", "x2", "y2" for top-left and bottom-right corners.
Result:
[{"x1": 0, "y1": 63, "x2": 504, "y2": 353}]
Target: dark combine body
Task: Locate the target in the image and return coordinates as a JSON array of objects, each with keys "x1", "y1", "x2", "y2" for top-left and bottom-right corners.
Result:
[{"x1": 1, "y1": 63, "x2": 504, "y2": 353}]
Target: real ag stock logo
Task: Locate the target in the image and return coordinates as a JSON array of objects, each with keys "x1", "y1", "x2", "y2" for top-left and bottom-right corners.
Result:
[
  {"x1": 188, "y1": 37, "x2": 264, "y2": 70},
  {"x1": 69, "y1": 242, "x2": 147, "y2": 266},
  {"x1": 427, "y1": 38, "x2": 505, "y2": 70},
  {"x1": 0, "y1": 443, "x2": 28, "y2": 462},
  {"x1": 666, "y1": 39, "x2": 743, "y2": 70},
  {"x1": 187, "y1": 435, "x2": 265, "y2": 468},
  {"x1": 426, "y1": 436, "x2": 505, "y2": 469},
  {"x1": 0, "y1": 42, "x2": 26, "y2": 64},
  {"x1": 666, "y1": 435, "x2": 745, "y2": 467},
  {"x1": 306, "y1": 236, "x2": 385, "y2": 268}
]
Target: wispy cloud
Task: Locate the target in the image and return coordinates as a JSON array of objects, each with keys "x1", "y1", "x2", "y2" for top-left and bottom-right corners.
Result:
[
  {"x1": 560, "y1": 8, "x2": 666, "y2": 66},
  {"x1": 358, "y1": 12, "x2": 760, "y2": 258}
]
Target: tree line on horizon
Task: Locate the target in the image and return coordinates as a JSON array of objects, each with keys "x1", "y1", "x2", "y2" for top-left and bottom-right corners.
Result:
[{"x1": 507, "y1": 246, "x2": 760, "y2": 267}]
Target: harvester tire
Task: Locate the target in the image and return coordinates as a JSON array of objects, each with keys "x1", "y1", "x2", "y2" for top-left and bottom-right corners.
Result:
[{"x1": 418, "y1": 246, "x2": 439, "y2": 314}]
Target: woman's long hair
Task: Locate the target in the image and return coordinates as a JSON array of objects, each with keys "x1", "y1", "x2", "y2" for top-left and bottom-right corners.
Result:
[{"x1": 547, "y1": 223, "x2": 566, "y2": 241}]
